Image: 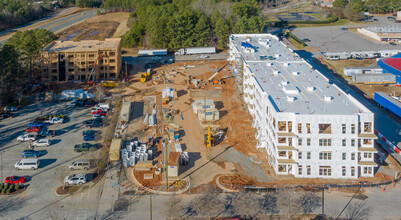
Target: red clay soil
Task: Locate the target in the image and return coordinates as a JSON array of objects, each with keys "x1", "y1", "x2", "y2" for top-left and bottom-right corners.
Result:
[{"x1": 134, "y1": 168, "x2": 163, "y2": 187}]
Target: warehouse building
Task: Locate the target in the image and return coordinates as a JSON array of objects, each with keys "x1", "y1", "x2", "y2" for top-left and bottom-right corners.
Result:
[
  {"x1": 229, "y1": 34, "x2": 377, "y2": 179},
  {"x1": 358, "y1": 26, "x2": 401, "y2": 42},
  {"x1": 41, "y1": 38, "x2": 122, "y2": 82},
  {"x1": 378, "y1": 53, "x2": 401, "y2": 86}
]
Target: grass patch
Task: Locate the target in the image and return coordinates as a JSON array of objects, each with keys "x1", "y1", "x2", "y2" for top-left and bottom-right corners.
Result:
[
  {"x1": 293, "y1": 18, "x2": 362, "y2": 28},
  {"x1": 287, "y1": 37, "x2": 305, "y2": 49},
  {"x1": 323, "y1": 58, "x2": 377, "y2": 75}
]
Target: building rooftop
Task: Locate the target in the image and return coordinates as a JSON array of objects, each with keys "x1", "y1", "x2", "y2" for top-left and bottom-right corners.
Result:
[
  {"x1": 231, "y1": 34, "x2": 370, "y2": 115},
  {"x1": 42, "y1": 38, "x2": 121, "y2": 53},
  {"x1": 363, "y1": 26, "x2": 401, "y2": 34}
]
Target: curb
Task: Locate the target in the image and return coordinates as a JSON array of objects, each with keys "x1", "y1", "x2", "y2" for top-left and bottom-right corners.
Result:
[{"x1": 216, "y1": 175, "x2": 240, "y2": 193}]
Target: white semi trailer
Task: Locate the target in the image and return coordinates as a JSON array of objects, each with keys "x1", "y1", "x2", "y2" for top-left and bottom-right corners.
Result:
[{"x1": 175, "y1": 47, "x2": 216, "y2": 55}]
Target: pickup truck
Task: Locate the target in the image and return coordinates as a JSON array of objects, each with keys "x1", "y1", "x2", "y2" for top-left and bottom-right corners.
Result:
[
  {"x1": 64, "y1": 173, "x2": 87, "y2": 185},
  {"x1": 17, "y1": 134, "x2": 37, "y2": 142},
  {"x1": 74, "y1": 143, "x2": 99, "y2": 152},
  {"x1": 45, "y1": 117, "x2": 64, "y2": 124},
  {"x1": 37, "y1": 129, "x2": 56, "y2": 137}
]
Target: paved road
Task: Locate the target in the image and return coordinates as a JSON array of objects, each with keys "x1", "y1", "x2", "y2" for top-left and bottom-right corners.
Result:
[
  {"x1": 0, "y1": 102, "x2": 103, "y2": 219},
  {"x1": 0, "y1": 8, "x2": 97, "y2": 44}
]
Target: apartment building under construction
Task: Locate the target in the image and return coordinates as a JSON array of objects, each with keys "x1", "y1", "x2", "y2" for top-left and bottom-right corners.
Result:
[{"x1": 41, "y1": 38, "x2": 121, "y2": 82}]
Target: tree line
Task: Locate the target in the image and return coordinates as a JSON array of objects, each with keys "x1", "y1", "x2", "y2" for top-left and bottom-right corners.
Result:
[
  {"x1": 0, "y1": 29, "x2": 57, "y2": 106},
  {"x1": 103, "y1": 0, "x2": 266, "y2": 49},
  {"x1": 333, "y1": 0, "x2": 401, "y2": 21}
]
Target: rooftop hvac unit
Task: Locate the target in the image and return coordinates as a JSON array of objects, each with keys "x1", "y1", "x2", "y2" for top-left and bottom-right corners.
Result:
[
  {"x1": 292, "y1": 71, "x2": 299, "y2": 76},
  {"x1": 274, "y1": 54, "x2": 280, "y2": 58},
  {"x1": 267, "y1": 63, "x2": 273, "y2": 66},
  {"x1": 281, "y1": 81, "x2": 289, "y2": 85},
  {"x1": 287, "y1": 96, "x2": 295, "y2": 102},
  {"x1": 273, "y1": 70, "x2": 280, "y2": 75},
  {"x1": 324, "y1": 96, "x2": 333, "y2": 102},
  {"x1": 307, "y1": 86, "x2": 315, "y2": 91},
  {"x1": 284, "y1": 63, "x2": 289, "y2": 67}
]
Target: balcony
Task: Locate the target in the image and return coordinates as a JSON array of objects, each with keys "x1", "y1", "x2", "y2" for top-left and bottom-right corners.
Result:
[
  {"x1": 277, "y1": 132, "x2": 297, "y2": 137},
  {"x1": 358, "y1": 161, "x2": 376, "y2": 166},
  {"x1": 358, "y1": 133, "x2": 377, "y2": 138}
]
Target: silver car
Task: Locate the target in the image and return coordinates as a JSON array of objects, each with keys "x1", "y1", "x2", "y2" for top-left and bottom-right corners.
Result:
[{"x1": 32, "y1": 139, "x2": 50, "y2": 147}]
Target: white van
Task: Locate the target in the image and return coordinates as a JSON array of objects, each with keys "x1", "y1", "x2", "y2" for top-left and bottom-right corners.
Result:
[
  {"x1": 15, "y1": 158, "x2": 39, "y2": 170},
  {"x1": 69, "y1": 159, "x2": 92, "y2": 171},
  {"x1": 95, "y1": 103, "x2": 110, "y2": 110}
]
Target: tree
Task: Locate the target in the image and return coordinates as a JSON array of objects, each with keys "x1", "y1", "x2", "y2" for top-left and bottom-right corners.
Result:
[
  {"x1": 348, "y1": 0, "x2": 366, "y2": 14},
  {"x1": 298, "y1": 191, "x2": 321, "y2": 214},
  {"x1": 278, "y1": 188, "x2": 302, "y2": 218},
  {"x1": 95, "y1": 84, "x2": 106, "y2": 104},
  {"x1": 231, "y1": 191, "x2": 262, "y2": 218},
  {"x1": 190, "y1": 189, "x2": 225, "y2": 220},
  {"x1": 333, "y1": 0, "x2": 348, "y2": 8},
  {"x1": 214, "y1": 16, "x2": 230, "y2": 48},
  {"x1": 260, "y1": 192, "x2": 278, "y2": 215},
  {"x1": 232, "y1": 0, "x2": 261, "y2": 18},
  {"x1": 163, "y1": 196, "x2": 183, "y2": 220},
  {"x1": 344, "y1": 201, "x2": 372, "y2": 220}
]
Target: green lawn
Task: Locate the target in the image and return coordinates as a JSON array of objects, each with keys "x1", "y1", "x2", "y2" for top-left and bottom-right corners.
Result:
[{"x1": 293, "y1": 19, "x2": 362, "y2": 28}]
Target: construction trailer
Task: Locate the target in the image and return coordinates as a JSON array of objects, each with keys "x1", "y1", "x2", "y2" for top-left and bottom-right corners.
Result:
[
  {"x1": 168, "y1": 152, "x2": 180, "y2": 177},
  {"x1": 138, "y1": 49, "x2": 167, "y2": 56},
  {"x1": 374, "y1": 92, "x2": 401, "y2": 117},
  {"x1": 352, "y1": 73, "x2": 395, "y2": 84},
  {"x1": 344, "y1": 67, "x2": 383, "y2": 76},
  {"x1": 323, "y1": 52, "x2": 351, "y2": 60},
  {"x1": 110, "y1": 139, "x2": 122, "y2": 162}
]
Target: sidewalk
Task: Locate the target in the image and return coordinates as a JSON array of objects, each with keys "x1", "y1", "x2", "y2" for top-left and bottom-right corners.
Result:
[{"x1": 96, "y1": 163, "x2": 121, "y2": 218}]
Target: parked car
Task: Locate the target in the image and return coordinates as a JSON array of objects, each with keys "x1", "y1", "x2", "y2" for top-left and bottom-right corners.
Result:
[
  {"x1": 302, "y1": 38, "x2": 311, "y2": 42},
  {"x1": 92, "y1": 114, "x2": 105, "y2": 120},
  {"x1": 74, "y1": 143, "x2": 98, "y2": 152},
  {"x1": 85, "y1": 100, "x2": 95, "y2": 107},
  {"x1": 28, "y1": 122, "x2": 45, "y2": 128},
  {"x1": 372, "y1": 18, "x2": 379, "y2": 21},
  {"x1": 91, "y1": 107, "x2": 107, "y2": 113},
  {"x1": 84, "y1": 119, "x2": 103, "y2": 128},
  {"x1": 32, "y1": 139, "x2": 50, "y2": 147},
  {"x1": 69, "y1": 159, "x2": 92, "y2": 171},
  {"x1": 83, "y1": 135, "x2": 95, "y2": 141},
  {"x1": 25, "y1": 126, "x2": 41, "y2": 133},
  {"x1": 70, "y1": 99, "x2": 78, "y2": 106},
  {"x1": 91, "y1": 110, "x2": 107, "y2": 116},
  {"x1": 390, "y1": 42, "x2": 397, "y2": 45},
  {"x1": 15, "y1": 158, "x2": 39, "y2": 170},
  {"x1": 0, "y1": 112, "x2": 15, "y2": 119},
  {"x1": 82, "y1": 130, "x2": 96, "y2": 136},
  {"x1": 45, "y1": 117, "x2": 64, "y2": 124},
  {"x1": 76, "y1": 100, "x2": 86, "y2": 107},
  {"x1": 5, "y1": 176, "x2": 26, "y2": 184},
  {"x1": 387, "y1": 17, "x2": 396, "y2": 21},
  {"x1": 22, "y1": 149, "x2": 41, "y2": 158},
  {"x1": 64, "y1": 173, "x2": 86, "y2": 185},
  {"x1": 17, "y1": 134, "x2": 36, "y2": 142},
  {"x1": 95, "y1": 103, "x2": 110, "y2": 110},
  {"x1": 197, "y1": 55, "x2": 209, "y2": 59},
  {"x1": 4, "y1": 106, "x2": 17, "y2": 111},
  {"x1": 37, "y1": 129, "x2": 56, "y2": 137}
]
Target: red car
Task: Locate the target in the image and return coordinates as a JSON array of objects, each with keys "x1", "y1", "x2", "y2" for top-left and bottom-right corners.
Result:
[
  {"x1": 5, "y1": 176, "x2": 26, "y2": 184},
  {"x1": 91, "y1": 110, "x2": 107, "y2": 116},
  {"x1": 25, "y1": 126, "x2": 41, "y2": 132}
]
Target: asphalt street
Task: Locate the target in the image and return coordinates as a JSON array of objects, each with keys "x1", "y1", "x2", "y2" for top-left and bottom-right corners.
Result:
[{"x1": 0, "y1": 101, "x2": 103, "y2": 219}]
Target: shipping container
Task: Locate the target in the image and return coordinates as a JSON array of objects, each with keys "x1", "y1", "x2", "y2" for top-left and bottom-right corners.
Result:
[
  {"x1": 344, "y1": 67, "x2": 382, "y2": 76},
  {"x1": 175, "y1": 47, "x2": 216, "y2": 55},
  {"x1": 374, "y1": 92, "x2": 401, "y2": 117},
  {"x1": 352, "y1": 73, "x2": 395, "y2": 83},
  {"x1": 138, "y1": 49, "x2": 167, "y2": 56}
]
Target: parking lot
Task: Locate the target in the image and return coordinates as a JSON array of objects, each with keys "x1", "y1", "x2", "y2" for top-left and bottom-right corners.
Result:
[
  {"x1": 292, "y1": 15, "x2": 401, "y2": 55},
  {"x1": 0, "y1": 101, "x2": 104, "y2": 219}
]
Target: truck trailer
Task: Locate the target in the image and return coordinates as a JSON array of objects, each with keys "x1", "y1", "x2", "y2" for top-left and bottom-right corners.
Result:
[
  {"x1": 374, "y1": 92, "x2": 401, "y2": 117},
  {"x1": 175, "y1": 47, "x2": 216, "y2": 56},
  {"x1": 138, "y1": 49, "x2": 167, "y2": 56}
]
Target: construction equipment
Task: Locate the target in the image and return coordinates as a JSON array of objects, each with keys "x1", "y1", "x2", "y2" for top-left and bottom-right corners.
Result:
[
  {"x1": 86, "y1": 53, "x2": 106, "y2": 84},
  {"x1": 101, "y1": 81, "x2": 119, "y2": 87},
  {"x1": 205, "y1": 125, "x2": 214, "y2": 147},
  {"x1": 140, "y1": 68, "x2": 152, "y2": 83}
]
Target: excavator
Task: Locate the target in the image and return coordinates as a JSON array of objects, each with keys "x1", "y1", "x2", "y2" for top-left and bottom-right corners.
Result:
[{"x1": 204, "y1": 125, "x2": 214, "y2": 147}]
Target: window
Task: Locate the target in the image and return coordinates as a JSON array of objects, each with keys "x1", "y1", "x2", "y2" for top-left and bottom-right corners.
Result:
[
  {"x1": 319, "y1": 166, "x2": 332, "y2": 176},
  {"x1": 319, "y1": 124, "x2": 332, "y2": 134},
  {"x1": 351, "y1": 139, "x2": 355, "y2": 147},
  {"x1": 110, "y1": 73, "x2": 116, "y2": 78},
  {"x1": 68, "y1": 62, "x2": 74, "y2": 65},
  {"x1": 278, "y1": 151, "x2": 287, "y2": 157},
  {"x1": 298, "y1": 165, "x2": 302, "y2": 175},
  {"x1": 109, "y1": 59, "x2": 115, "y2": 63},
  {"x1": 363, "y1": 167, "x2": 372, "y2": 174},
  {"x1": 278, "y1": 121, "x2": 287, "y2": 131},
  {"x1": 363, "y1": 139, "x2": 372, "y2": 145},
  {"x1": 298, "y1": 138, "x2": 302, "y2": 146},
  {"x1": 109, "y1": 52, "x2": 116, "y2": 56},
  {"x1": 298, "y1": 123, "x2": 302, "y2": 133},
  {"x1": 110, "y1": 66, "x2": 116, "y2": 71},
  {"x1": 351, "y1": 124, "x2": 355, "y2": 134},
  {"x1": 298, "y1": 151, "x2": 302, "y2": 159},
  {"x1": 100, "y1": 73, "x2": 105, "y2": 79},
  {"x1": 319, "y1": 152, "x2": 332, "y2": 160},
  {"x1": 351, "y1": 153, "x2": 356, "y2": 160},
  {"x1": 307, "y1": 151, "x2": 311, "y2": 159},
  {"x1": 289, "y1": 138, "x2": 293, "y2": 146},
  {"x1": 81, "y1": 61, "x2": 85, "y2": 65},
  {"x1": 342, "y1": 166, "x2": 346, "y2": 176},
  {"x1": 307, "y1": 165, "x2": 311, "y2": 175},
  {"x1": 307, "y1": 138, "x2": 311, "y2": 146},
  {"x1": 319, "y1": 139, "x2": 332, "y2": 146},
  {"x1": 278, "y1": 138, "x2": 286, "y2": 144},
  {"x1": 364, "y1": 152, "x2": 372, "y2": 159},
  {"x1": 306, "y1": 123, "x2": 311, "y2": 134},
  {"x1": 342, "y1": 153, "x2": 346, "y2": 160},
  {"x1": 342, "y1": 139, "x2": 346, "y2": 147},
  {"x1": 68, "y1": 75, "x2": 74, "y2": 80},
  {"x1": 80, "y1": 68, "x2": 86, "y2": 72},
  {"x1": 278, "y1": 165, "x2": 287, "y2": 172},
  {"x1": 351, "y1": 167, "x2": 356, "y2": 176},
  {"x1": 364, "y1": 122, "x2": 372, "y2": 132},
  {"x1": 342, "y1": 124, "x2": 346, "y2": 134}
]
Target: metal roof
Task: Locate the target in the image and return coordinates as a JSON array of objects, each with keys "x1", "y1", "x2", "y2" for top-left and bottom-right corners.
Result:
[{"x1": 231, "y1": 34, "x2": 371, "y2": 115}]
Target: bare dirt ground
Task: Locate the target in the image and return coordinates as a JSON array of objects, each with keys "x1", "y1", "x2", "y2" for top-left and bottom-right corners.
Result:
[{"x1": 57, "y1": 12, "x2": 130, "y2": 41}]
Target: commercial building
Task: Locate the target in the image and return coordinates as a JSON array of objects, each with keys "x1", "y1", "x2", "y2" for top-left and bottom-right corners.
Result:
[
  {"x1": 378, "y1": 53, "x2": 401, "y2": 86},
  {"x1": 41, "y1": 38, "x2": 121, "y2": 82},
  {"x1": 229, "y1": 34, "x2": 377, "y2": 179},
  {"x1": 358, "y1": 26, "x2": 401, "y2": 42}
]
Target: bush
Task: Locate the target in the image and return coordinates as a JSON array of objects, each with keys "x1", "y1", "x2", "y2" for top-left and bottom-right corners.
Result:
[
  {"x1": 15, "y1": 184, "x2": 20, "y2": 190},
  {"x1": 1, "y1": 188, "x2": 6, "y2": 194},
  {"x1": 6, "y1": 189, "x2": 11, "y2": 194},
  {"x1": 4, "y1": 183, "x2": 9, "y2": 190},
  {"x1": 0, "y1": 184, "x2": 3, "y2": 190},
  {"x1": 287, "y1": 15, "x2": 338, "y2": 24},
  {"x1": 9, "y1": 184, "x2": 14, "y2": 191}
]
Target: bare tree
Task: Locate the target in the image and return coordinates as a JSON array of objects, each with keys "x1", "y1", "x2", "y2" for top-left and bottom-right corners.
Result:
[
  {"x1": 277, "y1": 188, "x2": 302, "y2": 218},
  {"x1": 95, "y1": 84, "x2": 105, "y2": 103},
  {"x1": 260, "y1": 192, "x2": 278, "y2": 215},
  {"x1": 231, "y1": 191, "x2": 262, "y2": 219},
  {"x1": 298, "y1": 191, "x2": 321, "y2": 214},
  {"x1": 345, "y1": 201, "x2": 372, "y2": 220},
  {"x1": 190, "y1": 189, "x2": 225, "y2": 220},
  {"x1": 163, "y1": 195, "x2": 183, "y2": 220}
]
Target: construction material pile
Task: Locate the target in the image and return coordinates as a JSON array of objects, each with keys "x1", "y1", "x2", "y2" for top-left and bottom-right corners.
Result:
[
  {"x1": 121, "y1": 140, "x2": 154, "y2": 167},
  {"x1": 144, "y1": 108, "x2": 157, "y2": 127},
  {"x1": 191, "y1": 99, "x2": 220, "y2": 121}
]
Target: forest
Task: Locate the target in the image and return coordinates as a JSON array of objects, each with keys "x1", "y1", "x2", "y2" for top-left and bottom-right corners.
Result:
[{"x1": 103, "y1": 0, "x2": 266, "y2": 49}]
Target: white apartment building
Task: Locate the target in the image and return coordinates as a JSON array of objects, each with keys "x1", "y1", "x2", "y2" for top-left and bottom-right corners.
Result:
[{"x1": 229, "y1": 34, "x2": 377, "y2": 179}]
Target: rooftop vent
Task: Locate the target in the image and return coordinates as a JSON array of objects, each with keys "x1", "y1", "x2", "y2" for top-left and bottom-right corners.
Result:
[
  {"x1": 292, "y1": 71, "x2": 299, "y2": 76},
  {"x1": 274, "y1": 54, "x2": 280, "y2": 58},
  {"x1": 281, "y1": 81, "x2": 289, "y2": 85},
  {"x1": 283, "y1": 86, "x2": 299, "y2": 94},
  {"x1": 267, "y1": 63, "x2": 273, "y2": 66},
  {"x1": 273, "y1": 70, "x2": 280, "y2": 75},
  {"x1": 287, "y1": 96, "x2": 296, "y2": 102},
  {"x1": 324, "y1": 96, "x2": 333, "y2": 102},
  {"x1": 284, "y1": 63, "x2": 289, "y2": 67},
  {"x1": 307, "y1": 86, "x2": 315, "y2": 91}
]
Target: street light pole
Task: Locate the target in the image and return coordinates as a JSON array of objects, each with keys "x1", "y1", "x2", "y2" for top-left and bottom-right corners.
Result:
[
  {"x1": 149, "y1": 195, "x2": 153, "y2": 220},
  {"x1": 322, "y1": 185, "x2": 325, "y2": 215}
]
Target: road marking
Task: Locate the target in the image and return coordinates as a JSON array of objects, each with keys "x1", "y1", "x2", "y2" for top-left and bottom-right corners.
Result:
[
  {"x1": 81, "y1": 187, "x2": 90, "y2": 199},
  {"x1": 76, "y1": 208, "x2": 87, "y2": 220}
]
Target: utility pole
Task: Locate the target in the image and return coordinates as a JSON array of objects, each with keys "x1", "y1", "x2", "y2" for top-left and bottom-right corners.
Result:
[
  {"x1": 149, "y1": 195, "x2": 153, "y2": 220},
  {"x1": 322, "y1": 185, "x2": 325, "y2": 215}
]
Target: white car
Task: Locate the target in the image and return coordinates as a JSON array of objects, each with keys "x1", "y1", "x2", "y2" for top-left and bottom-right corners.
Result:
[
  {"x1": 32, "y1": 139, "x2": 50, "y2": 147},
  {"x1": 17, "y1": 134, "x2": 36, "y2": 142},
  {"x1": 70, "y1": 99, "x2": 78, "y2": 106},
  {"x1": 197, "y1": 55, "x2": 209, "y2": 59},
  {"x1": 45, "y1": 117, "x2": 64, "y2": 124},
  {"x1": 64, "y1": 173, "x2": 87, "y2": 185},
  {"x1": 92, "y1": 114, "x2": 105, "y2": 119}
]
